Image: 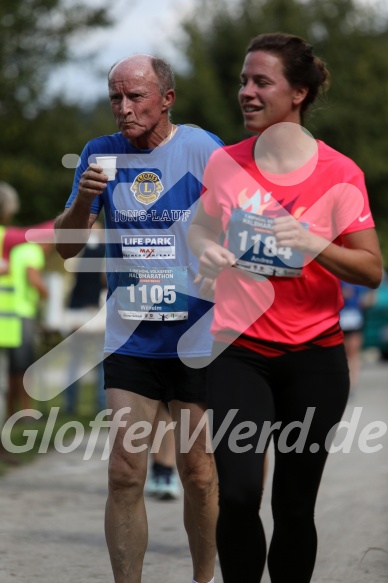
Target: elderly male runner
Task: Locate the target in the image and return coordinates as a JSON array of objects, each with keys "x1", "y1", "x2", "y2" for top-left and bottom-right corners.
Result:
[{"x1": 55, "y1": 55, "x2": 222, "y2": 583}]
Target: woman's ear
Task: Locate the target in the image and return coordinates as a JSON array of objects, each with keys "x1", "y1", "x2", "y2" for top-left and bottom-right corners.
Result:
[{"x1": 293, "y1": 86, "x2": 309, "y2": 106}]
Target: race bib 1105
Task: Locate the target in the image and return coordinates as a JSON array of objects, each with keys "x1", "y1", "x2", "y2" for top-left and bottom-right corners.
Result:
[{"x1": 116, "y1": 266, "x2": 188, "y2": 321}]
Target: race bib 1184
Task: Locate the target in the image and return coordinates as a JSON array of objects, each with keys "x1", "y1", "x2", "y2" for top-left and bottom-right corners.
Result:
[{"x1": 227, "y1": 209, "x2": 307, "y2": 277}]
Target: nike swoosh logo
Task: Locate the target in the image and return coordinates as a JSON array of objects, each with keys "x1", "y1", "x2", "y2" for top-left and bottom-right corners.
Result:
[{"x1": 359, "y1": 213, "x2": 371, "y2": 222}]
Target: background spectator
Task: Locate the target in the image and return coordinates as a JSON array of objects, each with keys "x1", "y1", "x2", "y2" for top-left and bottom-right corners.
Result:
[
  {"x1": 7, "y1": 241, "x2": 52, "y2": 416},
  {"x1": 63, "y1": 222, "x2": 106, "y2": 415},
  {"x1": 340, "y1": 281, "x2": 376, "y2": 391}
]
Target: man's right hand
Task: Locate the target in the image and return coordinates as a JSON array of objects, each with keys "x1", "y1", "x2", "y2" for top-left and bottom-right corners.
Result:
[{"x1": 77, "y1": 163, "x2": 109, "y2": 202}]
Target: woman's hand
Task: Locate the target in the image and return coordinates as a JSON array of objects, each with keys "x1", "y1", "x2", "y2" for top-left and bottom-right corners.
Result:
[
  {"x1": 273, "y1": 215, "x2": 317, "y2": 254},
  {"x1": 273, "y1": 216, "x2": 382, "y2": 288},
  {"x1": 198, "y1": 245, "x2": 236, "y2": 279}
]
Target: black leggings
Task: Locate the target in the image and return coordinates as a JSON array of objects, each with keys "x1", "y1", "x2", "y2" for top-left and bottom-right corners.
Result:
[{"x1": 207, "y1": 343, "x2": 349, "y2": 583}]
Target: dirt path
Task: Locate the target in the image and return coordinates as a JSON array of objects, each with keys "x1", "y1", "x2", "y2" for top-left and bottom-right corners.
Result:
[{"x1": 0, "y1": 358, "x2": 387, "y2": 582}]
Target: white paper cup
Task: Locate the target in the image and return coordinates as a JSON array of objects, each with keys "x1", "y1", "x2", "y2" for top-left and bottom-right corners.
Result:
[{"x1": 95, "y1": 156, "x2": 117, "y2": 181}]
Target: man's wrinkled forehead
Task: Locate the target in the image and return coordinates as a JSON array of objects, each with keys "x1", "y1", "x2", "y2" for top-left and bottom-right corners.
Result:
[{"x1": 109, "y1": 56, "x2": 158, "y2": 87}]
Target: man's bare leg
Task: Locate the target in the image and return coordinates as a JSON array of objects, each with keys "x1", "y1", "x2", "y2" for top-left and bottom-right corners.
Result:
[
  {"x1": 152, "y1": 402, "x2": 176, "y2": 467},
  {"x1": 170, "y1": 400, "x2": 218, "y2": 583},
  {"x1": 105, "y1": 388, "x2": 159, "y2": 583}
]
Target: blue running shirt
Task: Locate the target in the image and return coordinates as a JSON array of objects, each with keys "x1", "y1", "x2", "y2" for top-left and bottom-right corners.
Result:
[{"x1": 66, "y1": 125, "x2": 223, "y2": 358}]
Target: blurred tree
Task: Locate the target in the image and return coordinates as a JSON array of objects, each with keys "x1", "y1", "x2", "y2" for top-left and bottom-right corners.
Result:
[
  {"x1": 0, "y1": 0, "x2": 115, "y2": 222},
  {"x1": 172, "y1": 0, "x2": 388, "y2": 258},
  {"x1": 8, "y1": 99, "x2": 115, "y2": 224}
]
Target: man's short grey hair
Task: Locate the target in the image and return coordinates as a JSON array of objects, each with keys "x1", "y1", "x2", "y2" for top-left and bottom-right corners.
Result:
[
  {"x1": 150, "y1": 57, "x2": 176, "y2": 94},
  {"x1": 0, "y1": 182, "x2": 20, "y2": 219},
  {"x1": 108, "y1": 55, "x2": 176, "y2": 95}
]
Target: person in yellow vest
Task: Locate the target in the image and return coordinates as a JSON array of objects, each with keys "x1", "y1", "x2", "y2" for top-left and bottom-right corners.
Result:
[
  {"x1": 0, "y1": 184, "x2": 22, "y2": 345},
  {"x1": 0, "y1": 182, "x2": 54, "y2": 464},
  {"x1": 0, "y1": 227, "x2": 22, "y2": 347},
  {"x1": 0, "y1": 183, "x2": 23, "y2": 463},
  {"x1": 0, "y1": 180, "x2": 55, "y2": 356},
  {"x1": 7, "y1": 241, "x2": 52, "y2": 416},
  {"x1": 0, "y1": 183, "x2": 22, "y2": 430}
]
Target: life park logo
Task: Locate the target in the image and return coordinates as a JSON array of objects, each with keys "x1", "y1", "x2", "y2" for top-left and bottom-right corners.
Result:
[{"x1": 2, "y1": 123, "x2": 386, "y2": 459}]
